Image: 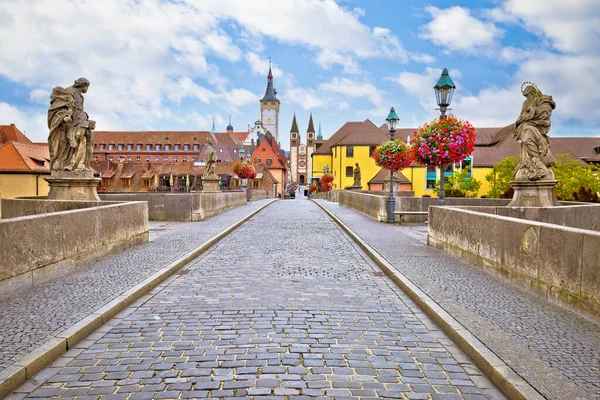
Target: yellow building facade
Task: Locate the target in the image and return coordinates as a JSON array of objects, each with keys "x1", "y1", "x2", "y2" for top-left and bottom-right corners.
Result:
[{"x1": 0, "y1": 173, "x2": 49, "y2": 199}]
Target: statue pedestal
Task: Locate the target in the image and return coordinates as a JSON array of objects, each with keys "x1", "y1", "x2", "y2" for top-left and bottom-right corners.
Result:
[
  {"x1": 349, "y1": 185, "x2": 362, "y2": 191},
  {"x1": 45, "y1": 170, "x2": 101, "y2": 201},
  {"x1": 508, "y1": 179, "x2": 560, "y2": 207},
  {"x1": 202, "y1": 176, "x2": 221, "y2": 193}
]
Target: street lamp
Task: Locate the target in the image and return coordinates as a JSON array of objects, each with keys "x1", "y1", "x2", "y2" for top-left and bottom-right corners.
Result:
[
  {"x1": 386, "y1": 107, "x2": 399, "y2": 223},
  {"x1": 239, "y1": 145, "x2": 245, "y2": 161},
  {"x1": 434, "y1": 68, "x2": 456, "y2": 206}
]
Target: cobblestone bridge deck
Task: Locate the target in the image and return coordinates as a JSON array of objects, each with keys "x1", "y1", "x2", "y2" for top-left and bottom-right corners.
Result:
[{"x1": 7, "y1": 200, "x2": 504, "y2": 399}]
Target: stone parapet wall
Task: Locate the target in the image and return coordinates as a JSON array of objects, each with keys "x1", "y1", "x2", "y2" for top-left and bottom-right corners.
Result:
[
  {"x1": 339, "y1": 191, "x2": 387, "y2": 221},
  {"x1": 1, "y1": 197, "x2": 106, "y2": 218},
  {"x1": 249, "y1": 189, "x2": 268, "y2": 200},
  {"x1": 100, "y1": 192, "x2": 246, "y2": 221},
  {"x1": 0, "y1": 201, "x2": 148, "y2": 295},
  {"x1": 428, "y1": 206, "x2": 600, "y2": 321},
  {"x1": 453, "y1": 204, "x2": 600, "y2": 231}
]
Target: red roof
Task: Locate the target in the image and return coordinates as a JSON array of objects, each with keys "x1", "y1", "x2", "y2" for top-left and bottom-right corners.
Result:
[
  {"x1": 0, "y1": 124, "x2": 33, "y2": 145},
  {"x1": 0, "y1": 142, "x2": 50, "y2": 173}
]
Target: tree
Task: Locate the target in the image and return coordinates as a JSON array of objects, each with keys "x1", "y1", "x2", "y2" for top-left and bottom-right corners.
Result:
[
  {"x1": 552, "y1": 154, "x2": 600, "y2": 201},
  {"x1": 485, "y1": 156, "x2": 520, "y2": 198},
  {"x1": 434, "y1": 167, "x2": 482, "y2": 198}
]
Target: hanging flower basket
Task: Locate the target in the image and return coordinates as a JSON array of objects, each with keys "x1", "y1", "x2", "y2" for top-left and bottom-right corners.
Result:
[
  {"x1": 372, "y1": 139, "x2": 412, "y2": 173},
  {"x1": 232, "y1": 161, "x2": 257, "y2": 179},
  {"x1": 320, "y1": 173, "x2": 334, "y2": 192},
  {"x1": 410, "y1": 115, "x2": 476, "y2": 167}
]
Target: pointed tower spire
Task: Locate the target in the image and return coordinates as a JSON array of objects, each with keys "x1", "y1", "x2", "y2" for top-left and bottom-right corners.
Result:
[
  {"x1": 317, "y1": 121, "x2": 323, "y2": 140},
  {"x1": 307, "y1": 112, "x2": 315, "y2": 133},
  {"x1": 226, "y1": 115, "x2": 234, "y2": 132},
  {"x1": 261, "y1": 58, "x2": 278, "y2": 101},
  {"x1": 211, "y1": 117, "x2": 216, "y2": 134},
  {"x1": 290, "y1": 112, "x2": 299, "y2": 133}
]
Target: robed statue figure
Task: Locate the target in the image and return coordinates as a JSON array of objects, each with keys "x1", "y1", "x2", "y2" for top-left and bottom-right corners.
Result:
[
  {"x1": 353, "y1": 163, "x2": 361, "y2": 187},
  {"x1": 48, "y1": 78, "x2": 96, "y2": 174},
  {"x1": 203, "y1": 138, "x2": 217, "y2": 178},
  {"x1": 513, "y1": 83, "x2": 556, "y2": 181}
]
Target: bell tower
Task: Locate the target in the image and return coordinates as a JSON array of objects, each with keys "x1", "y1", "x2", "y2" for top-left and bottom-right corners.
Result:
[
  {"x1": 306, "y1": 113, "x2": 315, "y2": 184},
  {"x1": 260, "y1": 59, "x2": 280, "y2": 141},
  {"x1": 289, "y1": 113, "x2": 299, "y2": 183}
]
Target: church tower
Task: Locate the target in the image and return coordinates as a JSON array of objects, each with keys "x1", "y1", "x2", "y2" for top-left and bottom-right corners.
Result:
[
  {"x1": 260, "y1": 60, "x2": 280, "y2": 142},
  {"x1": 306, "y1": 113, "x2": 316, "y2": 184},
  {"x1": 289, "y1": 113, "x2": 299, "y2": 183}
]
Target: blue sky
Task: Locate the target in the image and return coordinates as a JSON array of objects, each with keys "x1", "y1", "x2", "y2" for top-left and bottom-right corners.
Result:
[{"x1": 1, "y1": 0, "x2": 599, "y2": 150}]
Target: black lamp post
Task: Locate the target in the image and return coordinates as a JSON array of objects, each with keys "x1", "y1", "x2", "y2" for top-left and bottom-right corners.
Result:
[
  {"x1": 245, "y1": 151, "x2": 251, "y2": 201},
  {"x1": 434, "y1": 68, "x2": 456, "y2": 206},
  {"x1": 386, "y1": 107, "x2": 399, "y2": 223}
]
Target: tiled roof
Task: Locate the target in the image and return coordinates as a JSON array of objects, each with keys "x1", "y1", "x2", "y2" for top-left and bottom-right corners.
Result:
[
  {"x1": 368, "y1": 169, "x2": 410, "y2": 184},
  {"x1": 0, "y1": 142, "x2": 50, "y2": 173},
  {"x1": 94, "y1": 131, "x2": 216, "y2": 145},
  {"x1": 0, "y1": 124, "x2": 32, "y2": 145}
]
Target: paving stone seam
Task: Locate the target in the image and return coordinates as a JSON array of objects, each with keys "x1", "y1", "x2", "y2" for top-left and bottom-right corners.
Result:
[
  {"x1": 0, "y1": 199, "x2": 277, "y2": 399},
  {"x1": 312, "y1": 199, "x2": 546, "y2": 400}
]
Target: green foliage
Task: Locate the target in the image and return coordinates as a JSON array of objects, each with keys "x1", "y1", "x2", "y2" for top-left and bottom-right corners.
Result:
[
  {"x1": 485, "y1": 156, "x2": 520, "y2": 198},
  {"x1": 434, "y1": 167, "x2": 482, "y2": 198},
  {"x1": 552, "y1": 154, "x2": 600, "y2": 201}
]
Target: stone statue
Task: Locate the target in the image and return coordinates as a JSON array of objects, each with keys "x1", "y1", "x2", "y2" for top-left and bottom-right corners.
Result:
[
  {"x1": 203, "y1": 138, "x2": 217, "y2": 178},
  {"x1": 513, "y1": 83, "x2": 556, "y2": 181},
  {"x1": 353, "y1": 163, "x2": 361, "y2": 187},
  {"x1": 48, "y1": 77, "x2": 96, "y2": 174}
]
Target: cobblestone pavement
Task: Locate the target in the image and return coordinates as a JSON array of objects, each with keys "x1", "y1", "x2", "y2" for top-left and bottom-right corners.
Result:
[
  {"x1": 0, "y1": 200, "x2": 272, "y2": 373},
  {"x1": 10, "y1": 200, "x2": 505, "y2": 399},
  {"x1": 316, "y1": 200, "x2": 600, "y2": 400}
]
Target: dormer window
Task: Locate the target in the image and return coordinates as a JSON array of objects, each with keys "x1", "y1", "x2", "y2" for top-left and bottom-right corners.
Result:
[
  {"x1": 108, "y1": 144, "x2": 114, "y2": 150},
  {"x1": 165, "y1": 144, "x2": 171, "y2": 151},
  {"x1": 174, "y1": 144, "x2": 180, "y2": 151},
  {"x1": 127, "y1": 144, "x2": 133, "y2": 150},
  {"x1": 184, "y1": 144, "x2": 190, "y2": 151},
  {"x1": 99, "y1": 144, "x2": 105, "y2": 150},
  {"x1": 118, "y1": 144, "x2": 124, "y2": 151}
]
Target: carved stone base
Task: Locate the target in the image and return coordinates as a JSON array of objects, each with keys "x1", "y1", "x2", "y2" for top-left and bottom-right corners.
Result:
[
  {"x1": 349, "y1": 185, "x2": 362, "y2": 191},
  {"x1": 202, "y1": 177, "x2": 221, "y2": 193},
  {"x1": 45, "y1": 170, "x2": 101, "y2": 201},
  {"x1": 508, "y1": 179, "x2": 560, "y2": 207}
]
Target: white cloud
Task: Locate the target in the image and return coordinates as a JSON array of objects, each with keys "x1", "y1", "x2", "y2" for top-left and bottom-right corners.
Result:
[
  {"x1": 497, "y1": 0, "x2": 600, "y2": 54},
  {"x1": 284, "y1": 87, "x2": 327, "y2": 110},
  {"x1": 421, "y1": 6, "x2": 503, "y2": 53},
  {"x1": 0, "y1": 102, "x2": 47, "y2": 142},
  {"x1": 319, "y1": 77, "x2": 384, "y2": 108},
  {"x1": 29, "y1": 88, "x2": 50, "y2": 105},
  {"x1": 244, "y1": 52, "x2": 291, "y2": 84},
  {"x1": 219, "y1": 88, "x2": 259, "y2": 110},
  {"x1": 314, "y1": 50, "x2": 361, "y2": 75},
  {"x1": 373, "y1": 27, "x2": 409, "y2": 62}
]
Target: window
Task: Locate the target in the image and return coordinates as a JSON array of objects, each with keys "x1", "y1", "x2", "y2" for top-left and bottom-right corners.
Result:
[
  {"x1": 461, "y1": 157, "x2": 473, "y2": 177},
  {"x1": 101, "y1": 178, "x2": 111, "y2": 187},
  {"x1": 267, "y1": 158, "x2": 272, "y2": 166},
  {"x1": 219, "y1": 148, "x2": 223, "y2": 153},
  {"x1": 165, "y1": 144, "x2": 171, "y2": 151},
  {"x1": 426, "y1": 165, "x2": 436, "y2": 189},
  {"x1": 174, "y1": 144, "x2": 180, "y2": 151},
  {"x1": 155, "y1": 144, "x2": 161, "y2": 151},
  {"x1": 154, "y1": 156, "x2": 159, "y2": 162},
  {"x1": 118, "y1": 144, "x2": 124, "y2": 151},
  {"x1": 121, "y1": 178, "x2": 131, "y2": 187},
  {"x1": 233, "y1": 149, "x2": 237, "y2": 154},
  {"x1": 136, "y1": 144, "x2": 142, "y2": 150},
  {"x1": 292, "y1": 133, "x2": 297, "y2": 139},
  {"x1": 127, "y1": 144, "x2": 133, "y2": 150},
  {"x1": 192, "y1": 157, "x2": 197, "y2": 162},
  {"x1": 164, "y1": 156, "x2": 169, "y2": 162},
  {"x1": 136, "y1": 156, "x2": 140, "y2": 162},
  {"x1": 193, "y1": 144, "x2": 199, "y2": 151},
  {"x1": 93, "y1": 156, "x2": 98, "y2": 161},
  {"x1": 173, "y1": 156, "x2": 178, "y2": 162},
  {"x1": 146, "y1": 156, "x2": 150, "y2": 162},
  {"x1": 346, "y1": 146, "x2": 354, "y2": 157},
  {"x1": 127, "y1": 156, "x2": 132, "y2": 162},
  {"x1": 142, "y1": 178, "x2": 151, "y2": 187},
  {"x1": 256, "y1": 158, "x2": 261, "y2": 163},
  {"x1": 252, "y1": 180, "x2": 260, "y2": 188},
  {"x1": 118, "y1": 156, "x2": 124, "y2": 162},
  {"x1": 182, "y1": 156, "x2": 187, "y2": 163},
  {"x1": 146, "y1": 144, "x2": 152, "y2": 151},
  {"x1": 108, "y1": 156, "x2": 113, "y2": 161},
  {"x1": 369, "y1": 145, "x2": 377, "y2": 157},
  {"x1": 184, "y1": 144, "x2": 190, "y2": 151},
  {"x1": 99, "y1": 144, "x2": 105, "y2": 150},
  {"x1": 346, "y1": 166, "x2": 353, "y2": 177},
  {"x1": 108, "y1": 144, "x2": 114, "y2": 150}
]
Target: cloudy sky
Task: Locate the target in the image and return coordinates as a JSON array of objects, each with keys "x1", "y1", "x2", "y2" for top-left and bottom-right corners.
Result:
[{"x1": 1, "y1": 0, "x2": 599, "y2": 150}]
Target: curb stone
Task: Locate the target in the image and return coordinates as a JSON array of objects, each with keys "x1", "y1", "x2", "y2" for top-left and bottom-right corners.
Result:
[
  {"x1": 313, "y1": 199, "x2": 545, "y2": 400},
  {"x1": 0, "y1": 199, "x2": 277, "y2": 399}
]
